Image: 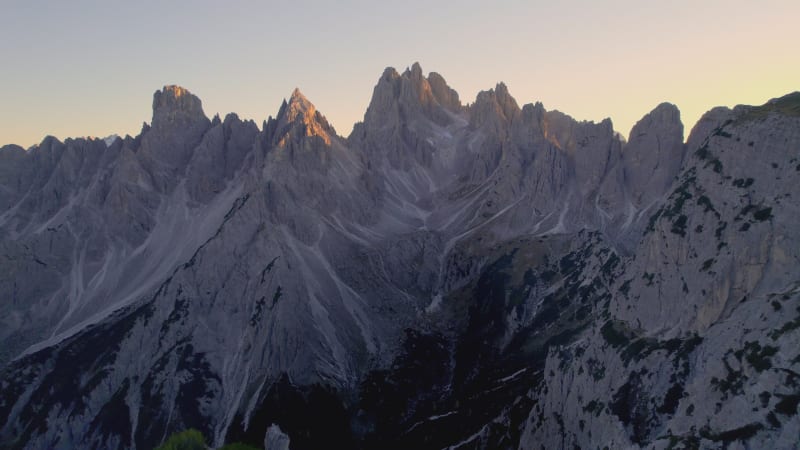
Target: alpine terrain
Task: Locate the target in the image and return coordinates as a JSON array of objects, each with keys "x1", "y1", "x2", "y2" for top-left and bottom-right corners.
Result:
[{"x1": 1, "y1": 64, "x2": 799, "y2": 449}]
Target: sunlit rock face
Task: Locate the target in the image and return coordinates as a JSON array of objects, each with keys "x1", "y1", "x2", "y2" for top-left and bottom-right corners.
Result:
[{"x1": 1, "y1": 66, "x2": 799, "y2": 450}]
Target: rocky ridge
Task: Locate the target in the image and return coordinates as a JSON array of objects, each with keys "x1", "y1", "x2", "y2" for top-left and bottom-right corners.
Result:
[{"x1": 0, "y1": 65, "x2": 798, "y2": 449}]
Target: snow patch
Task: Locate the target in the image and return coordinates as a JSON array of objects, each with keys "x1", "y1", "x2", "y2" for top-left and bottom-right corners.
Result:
[
  {"x1": 497, "y1": 367, "x2": 528, "y2": 384},
  {"x1": 103, "y1": 134, "x2": 120, "y2": 147},
  {"x1": 444, "y1": 424, "x2": 490, "y2": 450}
]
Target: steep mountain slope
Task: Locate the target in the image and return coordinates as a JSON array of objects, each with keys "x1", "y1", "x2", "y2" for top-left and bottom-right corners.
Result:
[{"x1": 0, "y1": 65, "x2": 798, "y2": 450}]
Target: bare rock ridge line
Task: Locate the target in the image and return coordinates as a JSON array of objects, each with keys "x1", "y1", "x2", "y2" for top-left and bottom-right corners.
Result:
[{"x1": 1, "y1": 63, "x2": 799, "y2": 449}]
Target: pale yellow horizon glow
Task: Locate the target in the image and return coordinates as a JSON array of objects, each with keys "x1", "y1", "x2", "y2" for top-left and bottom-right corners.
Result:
[{"x1": 0, "y1": 1, "x2": 798, "y2": 148}]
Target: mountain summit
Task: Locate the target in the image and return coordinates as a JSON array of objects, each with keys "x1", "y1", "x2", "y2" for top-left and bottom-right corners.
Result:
[
  {"x1": 152, "y1": 84, "x2": 207, "y2": 128},
  {"x1": 1, "y1": 65, "x2": 799, "y2": 450},
  {"x1": 271, "y1": 88, "x2": 334, "y2": 146},
  {"x1": 363, "y1": 62, "x2": 462, "y2": 129}
]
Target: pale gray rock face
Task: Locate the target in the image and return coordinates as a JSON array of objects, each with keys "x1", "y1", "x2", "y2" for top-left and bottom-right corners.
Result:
[
  {"x1": 0, "y1": 144, "x2": 33, "y2": 211},
  {"x1": 469, "y1": 82, "x2": 520, "y2": 133},
  {"x1": 140, "y1": 85, "x2": 212, "y2": 192},
  {"x1": 1, "y1": 66, "x2": 798, "y2": 450},
  {"x1": 623, "y1": 102, "x2": 685, "y2": 208},
  {"x1": 0, "y1": 86, "x2": 241, "y2": 366},
  {"x1": 185, "y1": 113, "x2": 259, "y2": 204},
  {"x1": 519, "y1": 95, "x2": 800, "y2": 450},
  {"x1": 264, "y1": 424, "x2": 290, "y2": 450}
]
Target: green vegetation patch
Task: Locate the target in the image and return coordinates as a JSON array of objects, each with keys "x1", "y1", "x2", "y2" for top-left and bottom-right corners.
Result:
[
  {"x1": 645, "y1": 170, "x2": 698, "y2": 235},
  {"x1": 774, "y1": 394, "x2": 800, "y2": 416},
  {"x1": 657, "y1": 382, "x2": 686, "y2": 415},
  {"x1": 156, "y1": 429, "x2": 263, "y2": 450},
  {"x1": 700, "y1": 423, "x2": 764, "y2": 443},
  {"x1": 695, "y1": 143, "x2": 710, "y2": 160},
  {"x1": 696, "y1": 195, "x2": 717, "y2": 214},
  {"x1": 711, "y1": 357, "x2": 746, "y2": 400},
  {"x1": 713, "y1": 129, "x2": 733, "y2": 138},
  {"x1": 732, "y1": 178, "x2": 754, "y2": 189},
  {"x1": 219, "y1": 444, "x2": 262, "y2": 450},
  {"x1": 664, "y1": 433, "x2": 701, "y2": 450},
  {"x1": 601, "y1": 320, "x2": 635, "y2": 348},
  {"x1": 671, "y1": 214, "x2": 688, "y2": 237},
  {"x1": 601, "y1": 319, "x2": 703, "y2": 372},
  {"x1": 736, "y1": 92, "x2": 800, "y2": 123},
  {"x1": 753, "y1": 207, "x2": 773, "y2": 221},
  {"x1": 735, "y1": 341, "x2": 779, "y2": 372},
  {"x1": 770, "y1": 309, "x2": 800, "y2": 341},
  {"x1": 155, "y1": 429, "x2": 206, "y2": 450},
  {"x1": 583, "y1": 399, "x2": 605, "y2": 417},
  {"x1": 706, "y1": 158, "x2": 723, "y2": 174}
]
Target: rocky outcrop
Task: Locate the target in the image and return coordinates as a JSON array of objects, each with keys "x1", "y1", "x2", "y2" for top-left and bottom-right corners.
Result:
[
  {"x1": 151, "y1": 85, "x2": 207, "y2": 130},
  {"x1": 1, "y1": 66, "x2": 799, "y2": 450},
  {"x1": 623, "y1": 102, "x2": 685, "y2": 208},
  {"x1": 520, "y1": 99, "x2": 800, "y2": 449},
  {"x1": 264, "y1": 424, "x2": 290, "y2": 450}
]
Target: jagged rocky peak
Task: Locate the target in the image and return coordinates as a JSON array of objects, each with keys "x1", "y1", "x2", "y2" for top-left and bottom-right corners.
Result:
[
  {"x1": 0, "y1": 144, "x2": 31, "y2": 209},
  {"x1": 623, "y1": 101, "x2": 685, "y2": 206},
  {"x1": 102, "y1": 134, "x2": 120, "y2": 146},
  {"x1": 139, "y1": 85, "x2": 212, "y2": 178},
  {"x1": 628, "y1": 102, "x2": 682, "y2": 145},
  {"x1": 4, "y1": 64, "x2": 800, "y2": 450},
  {"x1": 0, "y1": 143, "x2": 25, "y2": 155},
  {"x1": 688, "y1": 91, "x2": 800, "y2": 144},
  {"x1": 151, "y1": 84, "x2": 208, "y2": 129},
  {"x1": 742, "y1": 90, "x2": 800, "y2": 118},
  {"x1": 284, "y1": 88, "x2": 317, "y2": 120},
  {"x1": 211, "y1": 113, "x2": 222, "y2": 126},
  {"x1": 427, "y1": 71, "x2": 461, "y2": 111},
  {"x1": 626, "y1": 102, "x2": 682, "y2": 145},
  {"x1": 403, "y1": 62, "x2": 461, "y2": 111},
  {"x1": 470, "y1": 82, "x2": 521, "y2": 130},
  {"x1": 400, "y1": 62, "x2": 437, "y2": 108},
  {"x1": 363, "y1": 62, "x2": 462, "y2": 126},
  {"x1": 270, "y1": 88, "x2": 334, "y2": 146},
  {"x1": 533, "y1": 109, "x2": 575, "y2": 150},
  {"x1": 520, "y1": 101, "x2": 547, "y2": 122}
]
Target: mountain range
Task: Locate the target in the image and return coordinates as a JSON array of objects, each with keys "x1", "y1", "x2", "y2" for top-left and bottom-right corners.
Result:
[{"x1": 1, "y1": 63, "x2": 799, "y2": 449}]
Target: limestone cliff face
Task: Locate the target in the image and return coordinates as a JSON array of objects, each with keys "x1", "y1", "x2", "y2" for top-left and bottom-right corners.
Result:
[
  {"x1": 520, "y1": 97, "x2": 800, "y2": 450},
  {"x1": 1, "y1": 66, "x2": 798, "y2": 450},
  {"x1": 623, "y1": 102, "x2": 685, "y2": 208}
]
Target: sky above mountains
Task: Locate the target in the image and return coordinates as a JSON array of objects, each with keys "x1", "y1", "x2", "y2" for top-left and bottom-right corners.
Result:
[{"x1": 1, "y1": 0, "x2": 798, "y2": 148}]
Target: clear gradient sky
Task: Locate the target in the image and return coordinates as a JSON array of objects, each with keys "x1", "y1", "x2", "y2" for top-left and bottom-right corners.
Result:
[{"x1": 1, "y1": 0, "x2": 798, "y2": 148}]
